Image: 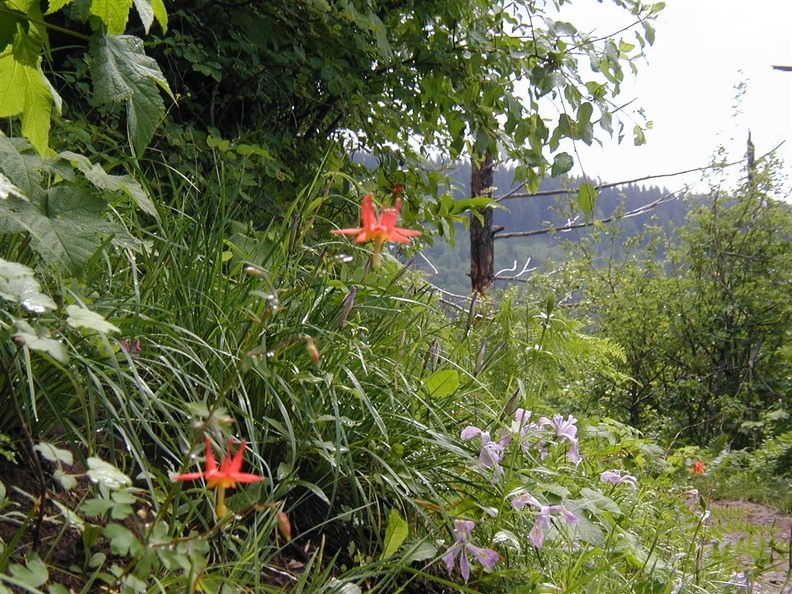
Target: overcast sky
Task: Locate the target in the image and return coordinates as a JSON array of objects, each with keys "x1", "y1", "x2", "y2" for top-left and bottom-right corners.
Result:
[{"x1": 559, "y1": 0, "x2": 792, "y2": 196}]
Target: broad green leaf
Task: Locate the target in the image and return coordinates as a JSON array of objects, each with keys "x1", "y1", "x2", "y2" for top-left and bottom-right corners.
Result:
[
  {"x1": 131, "y1": 0, "x2": 167, "y2": 33},
  {"x1": 0, "y1": 9, "x2": 26, "y2": 52},
  {"x1": 90, "y1": 34, "x2": 173, "y2": 155},
  {"x1": 570, "y1": 512, "x2": 605, "y2": 546},
  {"x1": 34, "y1": 442, "x2": 74, "y2": 465},
  {"x1": 87, "y1": 457, "x2": 132, "y2": 489},
  {"x1": 633, "y1": 124, "x2": 647, "y2": 146},
  {"x1": 67, "y1": 304, "x2": 120, "y2": 334},
  {"x1": 380, "y1": 508, "x2": 408, "y2": 560},
  {"x1": 1, "y1": 186, "x2": 138, "y2": 274},
  {"x1": 0, "y1": 44, "x2": 53, "y2": 154},
  {"x1": 0, "y1": 135, "x2": 44, "y2": 198},
  {"x1": 576, "y1": 181, "x2": 597, "y2": 221},
  {"x1": 577, "y1": 102, "x2": 593, "y2": 129},
  {"x1": 422, "y1": 369, "x2": 460, "y2": 397},
  {"x1": 80, "y1": 497, "x2": 115, "y2": 516},
  {"x1": 60, "y1": 150, "x2": 157, "y2": 216},
  {"x1": 132, "y1": 0, "x2": 154, "y2": 32},
  {"x1": 53, "y1": 468, "x2": 78, "y2": 491},
  {"x1": 451, "y1": 196, "x2": 500, "y2": 215},
  {"x1": 103, "y1": 524, "x2": 141, "y2": 556},
  {"x1": 150, "y1": 0, "x2": 167, "y2": 31},
  {"x1": 46, "y1": 0, "x2": 74, "y2": 14},
  {"x1": 493, "y1": 529, "x2": 521, "y2": 551},
  {"x1": 14, "y1": 319, "x2": 69, "y2": 363},
  {"x1": 327, "y1": 580, "x2": 362, "y2": 594},
  {"x1": 0, "y1": 172, "x2": 27, "y2": 200},
  {"x1": 579, "y1": 487, "x2": 622, "y2": 514},
  {"x1": 402, "y1": 541, "x2": 437, "y2": 563},
  {"x1": 9, "y1": 553, "x2": 48, "y2": 588},
  {"x1": 90, "y1": 0, "x2": 133, "y2": 34},
  {"x1": 550, "y1": 152, "x2": 574, "y2": 177},
  {"x1": 0, "y1": 258, "x2": 56, "y2": 312}
]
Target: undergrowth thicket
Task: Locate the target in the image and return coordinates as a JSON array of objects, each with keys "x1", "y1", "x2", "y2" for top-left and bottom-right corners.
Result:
[
  {"x1": 2, "y1": 0, "x2": 791, "y2": 591},
  {"x1": 2, "y1": 140, "x2": 789, "y2": 592}
]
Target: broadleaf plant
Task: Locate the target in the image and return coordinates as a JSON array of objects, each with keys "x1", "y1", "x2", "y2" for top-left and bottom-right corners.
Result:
[{"x1": 0, "y1": 0, "x2": 170, "y2": 155}]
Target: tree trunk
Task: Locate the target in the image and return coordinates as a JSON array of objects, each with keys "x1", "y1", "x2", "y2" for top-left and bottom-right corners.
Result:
[{"x1": 470, "y1": 153, "x2": 495, "y2": 294}]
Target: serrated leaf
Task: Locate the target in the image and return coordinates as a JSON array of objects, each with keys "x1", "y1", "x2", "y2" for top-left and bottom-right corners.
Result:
[
  {"x1": 14, "y1": 319, "x2": 69, "y2": 363},
  {"x1": 132, "y1": 0, "x2": 154, "y2": 32},
  {"x1": 90, "y1": 33, "x2": 173, "y2": 155},
  {"x1": 132, "y1": 0, "x2": 166, "y2": 33},
  {"x1": 150, "y1": 0, "x2": 167, "y2": 31},
  {"x1": 59, "y1": 151, "x2": 157, "y2": 216},
  {"x1": 550, "y1": 152, "x2": 574, "y2": 177},
  {"x1": 0, "y1": 45, "x2": 53, "y2": 154},
  {"x1": 34, "y1": 442, "x2": 74, "y2": 465},
  {"x1": 380, "y1": 508, "x2": 408, "y2": 560},
  {"x1": 90, "y1": 0, "x2": 133, "y2": 34},
  {"x1": 577, "y1": 181, "x2": 597, "y2": 221},
  {"x1": 0, "y1": 258, "x2": 57, "y2": 312},
  {"x1": 422, "y1": 369, "x2": 460, "y2": 397},
  {"x1": 47, "y1": 0, "x2": 74, "y2": 14},
  {"x1": 87, "y1": 457, "x2": 132, "y2": 489},
  {"x1": 67, "y1": 304, "x2": 120, "y2": 334},
  {"x1": 1, "y1": 185, "x2": 137, "y2": 274}
]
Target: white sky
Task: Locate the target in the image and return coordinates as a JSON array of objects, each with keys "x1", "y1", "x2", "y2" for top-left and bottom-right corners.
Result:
[{"x1": 560, "y1": 0, "x2": 792, "y2": 195}]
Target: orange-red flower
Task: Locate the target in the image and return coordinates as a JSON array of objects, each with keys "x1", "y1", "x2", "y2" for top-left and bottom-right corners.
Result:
[
  {"x1": 331, "y1": 193, "x2": 421, "y2": 267},
  {"x1": 692, "y1": 460, "x2": 706, "y2": 475},
  {"x1": 176, "y1": 437, "x2": 264, "y2": 515}
]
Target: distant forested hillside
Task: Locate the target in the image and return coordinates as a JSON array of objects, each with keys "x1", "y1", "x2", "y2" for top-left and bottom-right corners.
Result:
[{"x1": 412, "y1": 162, "x2": 692, "y2": 295}]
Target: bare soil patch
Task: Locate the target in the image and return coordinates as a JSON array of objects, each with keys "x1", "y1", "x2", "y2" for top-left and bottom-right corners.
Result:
[{"x1": 708, "y1": 500, "x2": 792, "y2": 593}]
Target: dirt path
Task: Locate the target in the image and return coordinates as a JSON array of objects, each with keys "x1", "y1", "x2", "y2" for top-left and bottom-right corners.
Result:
[{"x1": 708, "y1": 500, "x2": 792, "y2": 593}]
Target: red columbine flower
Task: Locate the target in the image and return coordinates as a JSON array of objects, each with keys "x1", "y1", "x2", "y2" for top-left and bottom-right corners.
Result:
[
  {"x1": 331, "y1": 193, "x2": 421, "y2": 268},
  {"x1": 176, "y1": 437, "x2": 265, "y2": 515},
  {"x1": 692, "y1": 460, "x2": 706, "y2": 475}
]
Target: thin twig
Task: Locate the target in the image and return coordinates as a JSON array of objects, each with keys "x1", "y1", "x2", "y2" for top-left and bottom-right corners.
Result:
[{"x1": 495, "y1": 191, "x2": 678, "y2": 240}]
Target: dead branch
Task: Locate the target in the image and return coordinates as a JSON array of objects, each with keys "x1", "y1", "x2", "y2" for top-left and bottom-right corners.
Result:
[{"x1": 494, "y1": 191, "x2": 678, "y2": 240}]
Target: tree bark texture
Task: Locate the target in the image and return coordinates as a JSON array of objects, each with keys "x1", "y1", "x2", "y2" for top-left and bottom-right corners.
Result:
[{"x1": 470, "y1": 153, "x2": 495, "y2": 294}]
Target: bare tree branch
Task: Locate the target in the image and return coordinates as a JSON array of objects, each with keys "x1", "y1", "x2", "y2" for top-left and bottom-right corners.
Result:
[
  {"x1": 494, "y1": 191, "x2": 679, "y2": 240},
  {"x1": 495, "y1": 145, "x2": 784, "y2": 203}
]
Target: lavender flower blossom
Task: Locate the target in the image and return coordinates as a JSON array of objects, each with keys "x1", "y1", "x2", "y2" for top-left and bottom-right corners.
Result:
[
  {"x1": 511, "y1": 492, "x2": 579, "y2": 548},
  {"x1": 538, "y1": 414, "x2": 581, "y2": 465},
  {"x1": 461, "y1": 425, "x2": 511, "y2": 483},
  {"x1": 443, "y1": 519, "x2": 500, "y2": 583},
  {"x1": 511, "y1": 408, "x2": 546, "y2": 456},
  {"x1": 600, "y1": 470, "x2": 638, "y2": 494}
]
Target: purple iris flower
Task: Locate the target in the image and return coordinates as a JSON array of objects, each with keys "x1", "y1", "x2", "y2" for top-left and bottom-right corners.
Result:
[
  {"x1": 538, "y1": 414, "x2": 581, "y2": 465},
  {"x1": 511, "y1": 492, "x2": 579, "y2": 548},
  {"x1": 600, "y1": 470, "x2": 638, "y2": 493},
  {"x1": 443, "y1": 519, "x2": 500, "y2": 583},
  {"x1": 461, "y1": 425, "x2": 511, "y2": 483}
]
